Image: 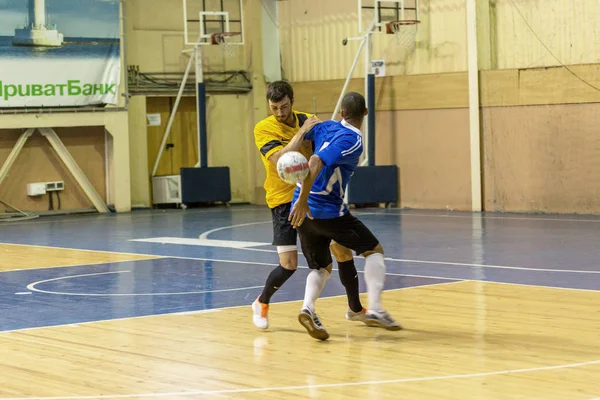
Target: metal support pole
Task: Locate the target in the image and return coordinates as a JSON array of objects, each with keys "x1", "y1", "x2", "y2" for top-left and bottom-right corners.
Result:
[
  {"x1": 367, "y1": 73, "x2": 376, "y2": 166},
  {"x1": 332, "y1": 19, "x2": 377, "y2": 121},
  {"x1": 151, "y1": 52, "x2": 195, "y2": 177},
  {"x1": 331, "y1": 39, "x2": 367, "y2": 121},
  {"x1": 362, "y1": 21, "x2": 375, "y2": 166},
  {"x1": 466, "y1": 0, "x2": 482, "y2": 211},
  {"x1": 195, "y1": 43, "x2": 208, "y2": 168},
  {"x1": 196, "y1": 45, "x2": 208, "y2": 168}
]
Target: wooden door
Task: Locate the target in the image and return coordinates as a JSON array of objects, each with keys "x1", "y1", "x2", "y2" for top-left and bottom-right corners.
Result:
[{"x1": 146, "y1": 97, "x2": 199, "y2": 177}]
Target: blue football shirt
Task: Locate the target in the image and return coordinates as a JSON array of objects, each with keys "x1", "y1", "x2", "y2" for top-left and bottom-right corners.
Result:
[{"x1": 292, "y1": 119, "x2": 363, "y2": 219}]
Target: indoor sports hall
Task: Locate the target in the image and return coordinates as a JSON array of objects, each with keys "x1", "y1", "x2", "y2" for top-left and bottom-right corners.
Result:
[{"x1": 1, "y1": 1, "x2": 599, "y2": 399}]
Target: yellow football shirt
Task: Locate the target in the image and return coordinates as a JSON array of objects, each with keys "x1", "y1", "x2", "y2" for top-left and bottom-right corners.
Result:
[{"x1": 254, "y1": 111, "x2": 314, "y2": 208}]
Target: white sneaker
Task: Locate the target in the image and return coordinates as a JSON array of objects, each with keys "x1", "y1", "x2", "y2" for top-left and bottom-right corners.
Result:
[
  {"x1": 365, "y1": 309, "x2": 403, "y2": 331},
  {"x1": 252, "y1": 297, "x2": 269, "y2": 329},
  {"x1": 346, "y1": 307, "x2": 368, "y2": 324},
  {"x1": 298, "y1": 308, "x2": 329, "y2": 340}
]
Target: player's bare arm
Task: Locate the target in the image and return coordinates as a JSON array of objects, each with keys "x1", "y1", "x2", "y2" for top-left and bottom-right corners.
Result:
[
  {"x1": 289, "y1": 154, "x2": 324, "y2": 228},
  {"x1": 267, "y1": 116, "x2": 321, "y2": 165}
]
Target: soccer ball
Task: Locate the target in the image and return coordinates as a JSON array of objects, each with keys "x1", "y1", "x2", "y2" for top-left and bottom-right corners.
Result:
[{"x1": 277, "y1": 151, "x2": 309, "y2": 185}]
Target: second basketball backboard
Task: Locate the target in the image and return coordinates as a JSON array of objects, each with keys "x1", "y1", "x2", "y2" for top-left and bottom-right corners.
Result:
[
  {"x1": 183, "y1": 0, "x2": 244, "y2": 46},
  {"x1": 358, "y1": 0, "x2": 419, "y2": 34}
]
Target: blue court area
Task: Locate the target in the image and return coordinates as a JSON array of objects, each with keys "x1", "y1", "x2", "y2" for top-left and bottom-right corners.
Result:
[{"x1": 1, "y1": 205, "x2": 600, "y2": 332}]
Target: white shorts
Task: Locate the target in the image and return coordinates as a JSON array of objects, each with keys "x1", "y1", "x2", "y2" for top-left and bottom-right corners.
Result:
[{"x1": 277, "y1": 245, "x2": 297, "y2": 254}]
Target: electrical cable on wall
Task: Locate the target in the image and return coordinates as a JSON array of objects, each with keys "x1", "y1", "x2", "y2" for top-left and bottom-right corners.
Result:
[
  {"x1": 48, "y1": 192, "x2": 54, "y2": 211},
  {"x1": 509, "y1": 0, "x2": 600, "y2": 93}
]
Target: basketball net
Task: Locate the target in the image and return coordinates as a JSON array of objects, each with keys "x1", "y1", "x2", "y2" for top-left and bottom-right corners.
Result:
[
  {"x1": 386, "y1": 20, "x2": 419, "y2": 50},
  {"x1": 211, "y1": 32, "x2": 242, "y2": 57}
]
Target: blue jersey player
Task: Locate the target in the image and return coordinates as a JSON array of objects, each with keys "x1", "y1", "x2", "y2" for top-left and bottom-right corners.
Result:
[{"x1": 289, "y1": 92, "x2": 401, "y2": 340}]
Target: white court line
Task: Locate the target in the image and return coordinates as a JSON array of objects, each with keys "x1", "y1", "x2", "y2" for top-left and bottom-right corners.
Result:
[
  {"x1": 2, "y1": 207, "x2": 599, "y2": 230},
  {"x1": 384, "y1": 256, "x2": 600, "y2": 274},
  {"x1": 0, "y1": 259, "x2": 163, "y2": 274},
  {"x1": 0, "y1": 207, "x2": 266, "y2": 227},
  {"x1": 2, "y1": 242, "x2": 599, "y2": 293},
  {"x1": 198, "y1": 220, "x2": 271, "y2": 240},
  {"x1": 0, "y1": 251, "x2": 161, "y2": 274},
  {"x1": 131, "y1": 234, "x2": 600, "y2": 276},
  {"x1": 194, "y1": 220, "x2": 600, "y2": 275},
  {"x1": 354, "y1": 211, "x2": 600, "y2": 223},
  {"x1": 0, "y1": 242, "x2": 162, "y2": 260},
  {"x1": 1, "y1": 241, "x2": 461, "y2": 288},
  {"x1": 31, "y1": 253, "x2": 600, "y2": 293},
  {"x1": 131, "y1": 237, "x2": 270, "y2": 248},
  {"x1": 187, "y1": 240, "x2": 600, "y2": 275},
  {"x1": 5, "y1": 215, "x2": 600, "y2": 277},
  {"x1": 1, "y1": 241, "x2": 461, "y2": 282},
  {"x1": 26, "y1": 271, "x2": 264, "y2": 297},
  {"x1": 0, "y1": 280, "x2": 463, "y2": 334},
  {"x1": 1, "y1": 355, "x2": 598, "y2": 399}
]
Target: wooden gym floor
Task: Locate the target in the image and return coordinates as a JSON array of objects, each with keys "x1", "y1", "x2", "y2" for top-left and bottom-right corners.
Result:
[{"x1": 1, "y1": 206, "x2": 599, "y2": 399}]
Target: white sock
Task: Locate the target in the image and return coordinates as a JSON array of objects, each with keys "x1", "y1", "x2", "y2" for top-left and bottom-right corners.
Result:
[
  {"x1": 302, "y1": 268, "x2": 330, "y2": 311},
  {"x1": 364, "y1": 253, "x2": 386, "y2": 311}
]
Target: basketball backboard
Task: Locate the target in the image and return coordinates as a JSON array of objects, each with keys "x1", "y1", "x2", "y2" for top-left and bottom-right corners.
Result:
[
  {"x1": 358, "y1": 0, "x2": 419, "y2": 34},
  {"x1": 183, "y1": 0, "x2": 243, "y2": 46}
]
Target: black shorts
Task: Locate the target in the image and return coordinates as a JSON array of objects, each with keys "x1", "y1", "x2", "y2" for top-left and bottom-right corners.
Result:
[
  {"x1": 297, "y1": 212, "x2": 379, "y2": 270},
  {"x1": 271, "y1": 202, "x2": 297, "y2": 246}
]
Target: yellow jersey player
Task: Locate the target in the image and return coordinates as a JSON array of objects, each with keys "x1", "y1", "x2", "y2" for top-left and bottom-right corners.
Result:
[{"x1": 252, "y1": 81, "x2": 368, "y2": 329}]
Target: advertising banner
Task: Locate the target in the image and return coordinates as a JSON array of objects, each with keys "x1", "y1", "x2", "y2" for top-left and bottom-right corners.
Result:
[{"x1": 0, "y1": 0, "x2": 121, "y2": 108}]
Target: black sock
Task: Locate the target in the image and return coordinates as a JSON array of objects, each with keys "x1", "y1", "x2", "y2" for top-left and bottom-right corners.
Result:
[
  {"x1": 259, "y1": 265, "x2": 295, "y2": 304},
  {"x1": 338, "y1": 260, "x2": 363, "y2": 312}
]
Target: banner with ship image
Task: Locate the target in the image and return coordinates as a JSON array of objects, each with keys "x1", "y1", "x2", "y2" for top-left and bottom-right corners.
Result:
[{"x1": 0, "y1": 0, "x2": 120, "y2": 108}]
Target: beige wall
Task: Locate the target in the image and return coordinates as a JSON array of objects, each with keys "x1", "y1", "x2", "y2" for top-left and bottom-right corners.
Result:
[
  {"x1": 278, "y1": 0, "x2": 600, "y2": 81},
  {"x1": 128, "y1": 96, "x2": 151, "y2": 208},
  {"x1": 204, "y1": 94, "x2": 255, "y2": 203},
  {"x1": 480, "y1": 66, "x2": 600, "y2": 107},
  {"x1": 0, "y1": 128, "x2": 107, "y2": 213},
  {"x1": 126, "y1": 0, "x2": 266, "y2": 207},
  {"x1": 292, "y1": 73, "x2": 468, "y2": 114},
  {"x1": 3, "y1": 1, "x2": 595, "y2": 214},
  {"x1": 483, "y1": 103, "x2": 600, "y2": 214},
  {"x1": 278, "y1": 0, "x2": 468, "y2": 81},
  {"x1": 2, "y1": 0, "x2": 268, "y2": 212},
  {"x1": 124, "y1": 0, "x2": 600, "y2": 213},
  {"x1": 376, "y1": 108, "x2": 472, "y2": 210},
  {"x1": 494, "y1": 0, "x2": 600, "y2": 69},
  {"x1": 0, "y1": 112, "x2": 130, "y2": 212},
  {"x1": 0, "y1": 3, "x2": 130, "y2": 213},
  {"x1": 478, "y1": 65, "x2": 600, "y2": 214},
  {"x1": 292, "y1": 60, "x2": 600, "y2": 214},
  {"x1": 126, "y1": 0, "x2": 247, "y2": 74}
]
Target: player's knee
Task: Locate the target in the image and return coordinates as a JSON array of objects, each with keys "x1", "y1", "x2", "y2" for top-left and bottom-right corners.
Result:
[
  {"x1": 310, "y1": 263, "x2": 332, "y2": 275},
  {"x1": 330, "y1": 242, "x2": 353, "y2": 262},
  {"x1": 279, "y1": 250, "x2": 298, "y2": 270},
  {"x1": 361, "y1": 243, "x2": 384, "y2": 258}
]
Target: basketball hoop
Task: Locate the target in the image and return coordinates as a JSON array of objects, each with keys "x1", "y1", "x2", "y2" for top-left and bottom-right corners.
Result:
[
  {"x1": 386, "y1": 20, "x2": 419, "y2": 50},
  {"x1": 211, "y1": 32, "x2": 242, "y2": 57}
]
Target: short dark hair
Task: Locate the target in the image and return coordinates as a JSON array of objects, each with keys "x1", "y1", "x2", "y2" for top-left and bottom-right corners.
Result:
[
  {"x1": 266, "y1": 80, "x2": 294, "y2": 103},
  {"x1": 341, "y1": 92, "x2": 366, "y2": 119}
]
